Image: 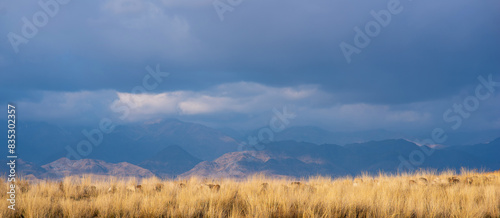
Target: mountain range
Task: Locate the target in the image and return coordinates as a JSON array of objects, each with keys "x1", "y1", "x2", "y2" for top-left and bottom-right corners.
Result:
[
  {"x1": 7, "y1": 119, "x2": 241, "y2": 165},
  {"x1": 181, "y1": 139, "x2": 500, "y2": 178},
  {"x1": 1, "y1": 118, "x2": 498, "y2": 179},
  {"x1": 4, "y1": 137, "x2": 499, "y2": 180}
]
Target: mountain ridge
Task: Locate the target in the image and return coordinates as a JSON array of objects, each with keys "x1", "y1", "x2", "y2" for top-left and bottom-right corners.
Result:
[
  {"x1": 138, "y1": 145, "x2": 202, "y2": 178},
  {"x1": 4, "y1": 133, "x2": 499, "y2": 179},
  {"x1": 182, "y1": 138, "x2": 500, "y2": 178}
]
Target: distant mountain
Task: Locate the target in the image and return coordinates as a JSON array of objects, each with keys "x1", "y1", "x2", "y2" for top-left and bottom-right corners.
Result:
[
  {"x1": 2, "y1": 122, "x2": 78, "y2": 165},
  {"x1": 2, "y1": 119, "x2": 498, "y2": 179},
  {"x1": 434, "y1": 130, "x2": 500, "y2": 146},
  {"x1": 344, "y1": 139, "x2": 491, "y2": 173},
  {"x1": 5, "y1": 119, "x2": 241, "y2": 165},
  {"x1": 272, "y1": 126, "x2": 405, "y2": 145},
  {"x1": 263, "y1": 126, "x2": 500, "y2": 147},
  {"x1": 0, "y1": 158, "x2": 48, "y2": 178},
  {"x1": 452, "y1": 137, "x2": 500, "y2": 169},
  {"x1": 40, "y1": 158, "x2": 154, "y2": 178},
  {"x1": 181, "y1": 150, "x2": 348, "y2": 179},
  {"x1": 6, "y1": 120, "x2": 498, "y2": 168},
  {"x1": 181, "y1": 141, "x2": 349, "y2": 178},
  {"x1": 4, "y1": 138, "x2": 499, "y2": 179},
  {"x1": 182, "y1": 139, "x2": 499, "y2": 178},
  {"x1": 78, "y1": 118, "x2": 241, "y2": 163},
  {"x1": 138, "y1": 145, "x2": 202, "y2": 178}
]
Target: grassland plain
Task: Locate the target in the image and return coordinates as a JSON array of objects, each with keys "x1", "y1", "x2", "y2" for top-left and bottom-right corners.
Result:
[{"x1": 1, "y1": 169, "x2": 499, "y2": 217}]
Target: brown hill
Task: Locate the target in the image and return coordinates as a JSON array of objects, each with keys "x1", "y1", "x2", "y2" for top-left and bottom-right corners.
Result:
[
  {"x1": 180, "y1": 143, "x2": 349, "y2": 179},
  {"x1": 41, "y1": 158, "x2": 154, "y2": 178}
]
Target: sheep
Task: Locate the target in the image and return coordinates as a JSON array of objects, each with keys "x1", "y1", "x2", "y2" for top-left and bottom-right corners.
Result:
[
  {"x1": 418, "y1": 177, "x2": 428, "y2": 184},
  {"x1": 448, "y1": 177, "x2": 460, "y2": 184},
  {"x1": 155, "y1": 183, "x2": 164, "y2": 192},
  {"x1": 205, "y1": 184, "x2": 220, "y2": 191},
  {"x1": 466, "y1": 177, "x2": 473, "y2": 185}
]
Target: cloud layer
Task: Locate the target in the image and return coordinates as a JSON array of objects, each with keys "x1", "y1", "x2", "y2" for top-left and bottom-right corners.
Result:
[
  {"x1": 13, "y1": 81, "x2": 500, "y2": 134},
  {"x1": 0, "y1": 0, "x2": 499, "y2": 134}
]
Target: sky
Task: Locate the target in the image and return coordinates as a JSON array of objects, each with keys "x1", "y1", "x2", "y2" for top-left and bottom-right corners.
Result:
[{"x1": 0, "y1": 0, "x2": 499, "y2": 135}]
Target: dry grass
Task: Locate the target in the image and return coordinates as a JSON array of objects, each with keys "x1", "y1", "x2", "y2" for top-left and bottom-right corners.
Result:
[{"x1": 1, "y1": 169, "x2": 499, "y2": 217}]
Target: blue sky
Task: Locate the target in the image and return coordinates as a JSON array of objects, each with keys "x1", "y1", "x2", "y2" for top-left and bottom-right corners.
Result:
[{"x1": 0, "y1": 0, "x2": 499, "y2": 134}]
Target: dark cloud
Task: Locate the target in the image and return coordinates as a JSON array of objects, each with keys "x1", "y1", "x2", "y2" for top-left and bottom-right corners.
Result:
[{"x1": 0, "y1": 0, "x2": 498, "y2": 134}]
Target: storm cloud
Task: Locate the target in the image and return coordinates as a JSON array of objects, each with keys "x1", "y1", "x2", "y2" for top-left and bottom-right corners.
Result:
[{"x1": 0, "y1": 0, "x2": 499, "y2": 134}]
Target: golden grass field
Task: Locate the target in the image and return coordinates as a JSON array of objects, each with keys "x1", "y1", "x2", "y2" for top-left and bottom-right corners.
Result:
[{"x1": 1, "y1": 169, "x2": 499, "y2": 218}]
